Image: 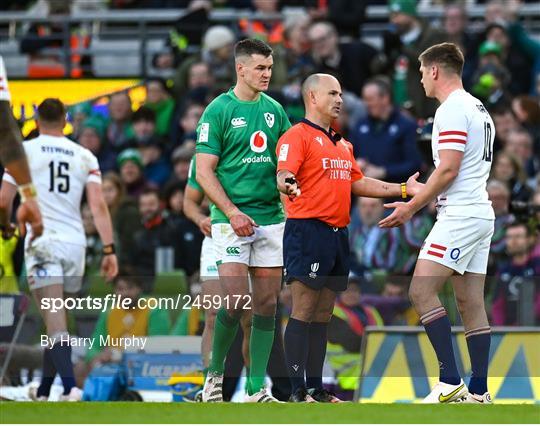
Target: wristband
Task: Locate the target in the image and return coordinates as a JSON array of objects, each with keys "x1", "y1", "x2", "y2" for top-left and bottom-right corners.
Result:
[
  {"x1": 18, "y1": 183, "x2": 37, "y2": 202},
  {"x1": 102, "y1": 244, "x2": 116, "y2": 256},
  {"x1": 401, "y1": 182, "x2": 407, "y2": 199}
]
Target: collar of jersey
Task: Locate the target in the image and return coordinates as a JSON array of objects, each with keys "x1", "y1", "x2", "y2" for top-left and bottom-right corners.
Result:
[
  {"x1": 447, "y1": 88, "x2": 466, "y2": 101},
  {"x1": 301, "y1": 118, "x2": 342, "y2": 144},
  {"x1": 228, "y1": 88, "x2": 262, "y2": 104}
]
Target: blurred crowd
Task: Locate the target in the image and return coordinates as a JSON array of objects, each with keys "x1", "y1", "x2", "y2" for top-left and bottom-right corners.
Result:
[{"x1": 1, "y1": 0, "x2": 540, "y2": 393}]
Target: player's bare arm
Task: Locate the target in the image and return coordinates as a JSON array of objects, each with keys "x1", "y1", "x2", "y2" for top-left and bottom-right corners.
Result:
[
  {"x1": 0, "y1": 170, "x2": 43, "y2": 240},
  {"x1": 184, "y1": 184, "x2": 211, "y2": 237},
  {"x1": 379, "y1": 150, "x2": 463, "y2": 228},
  {"x1": 0, "y1": 179, "x2": 17, "y2": 238},
  {"x1": 196, "y1": 152, "x2": 258, "y2": 237},
  {"x1": 86, "y1": 181, "x2": 118, "y2": 281},
  {"x1": 0, "y1": 101, "x2": 27, "y2": 174},
  {"x1": 352, "y1": 172, "x2": 423, "y2": 199},
  {"x1": 0, "y1": 102, "x2": 44, "y2": 239},
  {"x1": 276, "y1": 169, "x2": 301, "y2": 201}
]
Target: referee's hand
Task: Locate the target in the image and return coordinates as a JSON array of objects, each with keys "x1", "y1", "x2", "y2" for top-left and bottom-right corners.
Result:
[
  {"x1": 284, "y1": 177, "x2": 301, "y2": 201},
  {"x1": 229, "y1": 210, "x2": 258, "y2": 237}
]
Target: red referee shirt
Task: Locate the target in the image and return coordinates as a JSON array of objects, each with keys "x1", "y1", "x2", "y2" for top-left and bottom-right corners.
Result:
[{"x1": 276, "y1": 119, "x2": 364, "y2": 228}]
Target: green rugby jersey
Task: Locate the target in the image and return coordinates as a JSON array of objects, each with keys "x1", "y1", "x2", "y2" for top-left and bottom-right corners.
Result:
[{"x1": 195, "y1": 88, "x2": 291, "y2": 225}]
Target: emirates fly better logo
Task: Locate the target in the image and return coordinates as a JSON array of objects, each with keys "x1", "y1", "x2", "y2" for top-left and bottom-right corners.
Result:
[{"x1": 249, "y1": 130, "x2": 267, "y2": 153}]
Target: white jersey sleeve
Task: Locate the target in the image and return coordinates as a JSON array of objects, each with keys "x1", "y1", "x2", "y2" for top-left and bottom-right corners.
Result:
[
  {"x1": 0, "y1": 55, "x2": 11, "y2": 102},
  {"x1": 85, "y1": 150, "x2": 102, "y2": 184},
  {"x1": 2, "y1": 169, "x2": 16, "y2": 185},
  {"x1": 435, "y1": 104, "x2": 468, "y2": 153}
]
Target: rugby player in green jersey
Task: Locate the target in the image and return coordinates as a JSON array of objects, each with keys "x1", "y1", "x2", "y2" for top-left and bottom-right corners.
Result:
[{"x1": 196, "y1": 38, "x2": 291, "y2": 403}]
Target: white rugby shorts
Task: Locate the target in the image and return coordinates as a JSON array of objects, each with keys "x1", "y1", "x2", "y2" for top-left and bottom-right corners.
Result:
[
  {"x1": 211, "y1": 222, "x2": 284, "y2": 267},
  {"x1": 418, "y1": 215, "x2": 494, "y2": 275},
  {"x1": 25, "y1": 238, "x2": 86, "y2": 293},
  {"x1": 200, "y1": 236, "x2": 219, "y2": 281}
]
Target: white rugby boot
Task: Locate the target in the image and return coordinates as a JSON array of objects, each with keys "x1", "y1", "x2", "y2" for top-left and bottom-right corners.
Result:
[
  {"x1": 202, "y1": 371, "x2": 224, "y2": 402},
  {"x1": 421, "y1": 379, "x2": 468, "y2": 403},
  {"x1": 244, "y1": 386, "x2": 282, "y2": 403},
  {"x1": 461, "y1": 391, "x2": 493, "y2": 404}
]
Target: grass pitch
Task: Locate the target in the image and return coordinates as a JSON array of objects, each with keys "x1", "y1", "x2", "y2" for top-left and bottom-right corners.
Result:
[{"x1": 1, "y1": 402, "x2": 539, "y2": 424}]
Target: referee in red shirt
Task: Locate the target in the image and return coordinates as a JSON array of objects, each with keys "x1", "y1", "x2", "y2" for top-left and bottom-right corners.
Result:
[{"x1": 276, "y1": 73, "x2": 423, "y2": 402}]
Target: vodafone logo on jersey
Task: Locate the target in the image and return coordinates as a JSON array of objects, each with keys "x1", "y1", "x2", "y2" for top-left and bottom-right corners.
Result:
[{"x1": 249, "y1": 130, "x2": 267, "y2": 153}]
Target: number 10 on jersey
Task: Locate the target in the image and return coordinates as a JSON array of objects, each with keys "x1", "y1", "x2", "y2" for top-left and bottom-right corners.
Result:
[{"x1": 482, "y1": 122, "x2": 493, "y2": 162}]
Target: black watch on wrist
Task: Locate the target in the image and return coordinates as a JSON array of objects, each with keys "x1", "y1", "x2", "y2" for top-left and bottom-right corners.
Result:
[{"x1": 102, "y1": 244, "x2": 116, "y2": 256}]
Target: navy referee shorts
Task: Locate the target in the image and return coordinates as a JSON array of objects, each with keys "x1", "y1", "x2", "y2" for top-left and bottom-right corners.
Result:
[{"x1": 283, "y1": 218, "x2": 350, "y2": 292}]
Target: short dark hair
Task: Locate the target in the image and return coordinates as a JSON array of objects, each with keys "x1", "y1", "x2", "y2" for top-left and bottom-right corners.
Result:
[
  {"x1": 37, "y1": 98, "x2": 66, "y2": 123},
  {"x1": 364, "y1": 76, "x2": 392, "y2": 97},
  {"x1": 234, "y1": 38, "x2": 273, "y2": 60},
  {"x1": 145, "y1": 76, "x2": 168, "y2": 91},
  {"x1": 140, "y1": 187, "x2": 161, "y2": 200},
  {"x1": 132, "y1": 106, "x2": 156, "y2": 124},
  {"x1": 419, "y1": 42, "x2": 464, "y2": 76},
  {"x1": 506, "y1": 221, "x2": 533, "y2": 237},
  {"x1": 162, "y1": 178, "x2": 187, "y2": 209}
]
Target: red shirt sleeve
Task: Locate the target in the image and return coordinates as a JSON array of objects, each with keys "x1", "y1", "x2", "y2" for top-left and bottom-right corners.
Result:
[
  {"x1": 276, "y1": 126, "x2": 305, "y2": 175},
  {"x1": 342, "y1": 139, "x2": 364, "y2": 182},
  {"x1": 351, "y1": 159, "x2": 364, "y2": 182}
]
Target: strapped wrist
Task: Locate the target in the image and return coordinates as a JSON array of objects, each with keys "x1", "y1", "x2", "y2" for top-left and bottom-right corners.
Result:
[
  {"x1": 401, "y1": 182, "x2": 407, "y2": 199},
  {"x1": 102, "y1": 244, "x2": 116, "y2": 256},
  {"x1": 18, "y1": 183, "x2": 37, "y2": 202},
  {"x1": 225, "y1": 208, "x2": 239, "y2": 219}
]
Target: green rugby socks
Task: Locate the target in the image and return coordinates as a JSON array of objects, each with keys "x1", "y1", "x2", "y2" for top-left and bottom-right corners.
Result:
[
  {"x1": 209, "y1": 308, "x2": 239, "y2": 374},
  {"x1": 247, "y1": 314, "x2": 275, "y2": 394}
]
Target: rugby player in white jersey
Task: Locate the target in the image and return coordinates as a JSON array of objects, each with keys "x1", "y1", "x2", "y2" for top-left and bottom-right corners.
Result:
[
  {"x1": 0, "y1": 55, "x2": 43, "y2": 238},
  {"x1": 380, "y1": 43, "x2": 495, "y2": 404},
  {"x1": 0, "y1": 98, "x2": 118, "y2": 401}
]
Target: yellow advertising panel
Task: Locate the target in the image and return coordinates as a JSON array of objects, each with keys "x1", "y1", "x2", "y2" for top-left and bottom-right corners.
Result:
[
  {"x1": 9, "y1": 79, "x2": 145, "y2": 135},
  {"x1": 357, "y1": 327, "x2": 540, "y2": 404}
]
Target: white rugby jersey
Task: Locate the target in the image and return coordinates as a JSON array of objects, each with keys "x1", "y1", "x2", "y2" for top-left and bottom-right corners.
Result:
[
  {"x1": 3, "y1": 135, "x2": 102, "y2": 245},
  {"x1": 431, "y1": 89, "x2": 495, "y2": 220},
  {"x1": 0, "y1": 55, "x2": 11, "y2": 101}
]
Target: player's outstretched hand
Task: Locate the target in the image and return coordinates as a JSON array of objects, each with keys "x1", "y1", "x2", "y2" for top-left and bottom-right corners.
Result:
[
  {"x1": 101, "y1": 254, "x2": 118, "y2": 282},
  {"x1": 229, "y1": 210, "x2": 258, "y2": 237},
  {"x1": 379, "y1": 202, "x2": 414, "y2": 228},
  {"x1": 406, "y1": 172, "x2": 424, "y2": 197},
  {"x1": 16, "y1": 198, "x2": 43, "y2": 241},
  {"x1": 198, "y1": 216, "x2": 212, "y2": 237}
]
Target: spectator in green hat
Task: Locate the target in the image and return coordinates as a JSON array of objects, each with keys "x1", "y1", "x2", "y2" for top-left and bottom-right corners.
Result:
[
  {"x1": 388, "y1": 0, "x2": 417, "y2": 18},
  {"x1": 79, "y1": 116, "x2": 117, "y2": 173},
  {"x1": 485, "y1": 22, "x2": 533, "y2": 96},
  {"x1": 471, "y1": 40, "x2": 511, "y2": 109},
  {"x1": 117, "y1": 148, "x2": 156, "y2": 199},
  {"x1": 479, "y1": 40, "x2": 503, "y2": 58}
]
